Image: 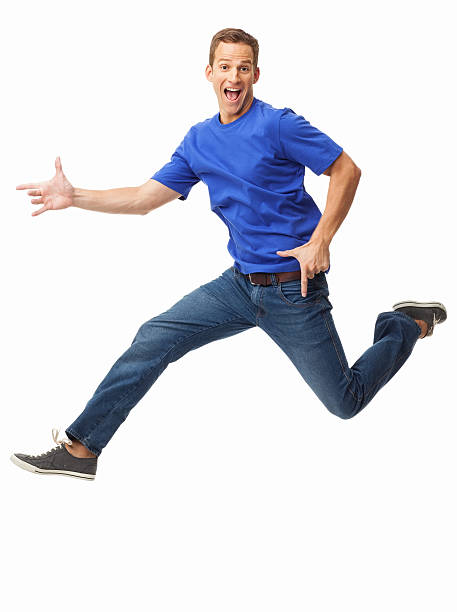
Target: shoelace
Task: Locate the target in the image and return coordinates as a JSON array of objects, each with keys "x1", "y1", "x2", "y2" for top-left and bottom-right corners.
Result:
[{"x1": 29, "y1": 428, "x2": 72, "y2": 458}]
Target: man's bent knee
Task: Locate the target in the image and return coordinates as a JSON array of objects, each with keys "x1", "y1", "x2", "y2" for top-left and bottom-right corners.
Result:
[{"x1": 324, "y1": 399, "x2": 360, "y2": 420}]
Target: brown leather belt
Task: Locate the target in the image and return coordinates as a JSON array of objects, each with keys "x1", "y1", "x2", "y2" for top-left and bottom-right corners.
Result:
[{"x1": 238, "y1": 269, "x2": 302, "y2": 286}]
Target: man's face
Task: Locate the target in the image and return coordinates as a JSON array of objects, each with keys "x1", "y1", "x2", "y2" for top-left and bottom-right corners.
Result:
[{"x1": 205, "y1": 42, "x2": 260, "y2": 124}]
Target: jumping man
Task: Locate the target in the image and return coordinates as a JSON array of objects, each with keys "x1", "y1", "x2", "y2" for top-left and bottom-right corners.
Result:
[{"x1": 11, "y1": 28, "x2": 447, "y2": 480}]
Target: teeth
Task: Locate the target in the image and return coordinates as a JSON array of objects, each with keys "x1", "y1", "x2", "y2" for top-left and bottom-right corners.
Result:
[{"x1": 226, "y1": 88, "x2": 240, "y2": 91}]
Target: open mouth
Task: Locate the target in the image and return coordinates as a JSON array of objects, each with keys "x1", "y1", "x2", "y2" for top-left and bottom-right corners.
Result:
[{"x1": 224, "y1": 88, "x2": 241, "y2": 102}]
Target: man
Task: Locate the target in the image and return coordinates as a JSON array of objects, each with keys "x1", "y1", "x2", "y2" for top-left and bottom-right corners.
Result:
[{"x1": 11, "y1": 28, "x2": 446, "y2": 480}]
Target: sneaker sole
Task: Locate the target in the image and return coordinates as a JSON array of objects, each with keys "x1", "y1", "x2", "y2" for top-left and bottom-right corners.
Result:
[
  {"x1": 10, "y1": 454, "x2": 96, "y2": 480},
  {"x1": 392, "y1": 301, "x2": 447, "y2": 320}
]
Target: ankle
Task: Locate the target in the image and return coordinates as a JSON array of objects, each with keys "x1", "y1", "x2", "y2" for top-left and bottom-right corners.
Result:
[
  {"x1": 65, "y1": 440, "x2": 96, "y2": 459},
  {"x1": 415, "y1": 319, "x2": 428, "y2": 339}
]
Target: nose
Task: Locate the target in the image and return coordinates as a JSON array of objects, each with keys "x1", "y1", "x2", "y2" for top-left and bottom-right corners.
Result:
[{"x1": 229, "y1": 67, "x2": 239, "y2": 83}]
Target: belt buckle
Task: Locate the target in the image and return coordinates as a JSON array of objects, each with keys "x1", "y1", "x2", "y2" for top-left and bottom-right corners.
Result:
[{"x1": 248, "y1": 273, "x2": 260, "y2": 286}]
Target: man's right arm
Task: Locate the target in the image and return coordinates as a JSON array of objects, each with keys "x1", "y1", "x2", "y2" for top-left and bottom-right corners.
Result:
[
  {"x1": 16, "y1": 157, "x2": 183, "y2": 217},
  {"x1": 73, "y1": 180, "x2": 183, "y2": 215}
]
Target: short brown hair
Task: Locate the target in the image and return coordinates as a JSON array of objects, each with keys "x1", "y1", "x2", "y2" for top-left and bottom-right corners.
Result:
[{"x1": 209, "y1": 28, "x2": 259, "y2": 70}]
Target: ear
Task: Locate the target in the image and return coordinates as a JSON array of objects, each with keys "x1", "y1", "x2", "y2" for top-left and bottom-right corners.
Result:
[
  {"x1": 253, "y1": 66, "x2": 260, "y2": 85},
  {"x1": 205, "y1": 64, "x2": 213, "y2": 83}
]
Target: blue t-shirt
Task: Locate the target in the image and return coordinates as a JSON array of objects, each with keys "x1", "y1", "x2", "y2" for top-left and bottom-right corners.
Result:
[{"x1": 151, "y1": 97, "x2": 343, "y2": 274}]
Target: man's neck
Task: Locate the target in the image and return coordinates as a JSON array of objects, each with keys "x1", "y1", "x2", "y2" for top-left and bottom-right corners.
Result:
[{"x1": 218, "y1": 95, "x2": 255, "y2": 125}]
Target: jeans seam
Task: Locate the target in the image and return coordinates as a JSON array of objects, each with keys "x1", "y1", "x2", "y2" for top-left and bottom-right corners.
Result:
[
  {"x1": 65, "y1": 427, "x2": 101, "y2": 457},
  {"x1": 256, "y1": 287, "x2": 265, "y2": 325},
  {"x1": 320, "y1": 302, "x2": 359, "y2": 402},
  {"x1": 230, "y1": 270, "x2": 263, "y2": 323},
  {"x1": 69, "y1": 416, "x2": 106, "y2": 452}
]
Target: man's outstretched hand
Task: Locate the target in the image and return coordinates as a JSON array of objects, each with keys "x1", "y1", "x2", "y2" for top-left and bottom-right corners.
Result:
[
  {"x1": 276, "y1": 239, "x2": 330, "y2": 297},
  {"x1": 16, "y1": 157, "x2": 74, "y2": 216}
]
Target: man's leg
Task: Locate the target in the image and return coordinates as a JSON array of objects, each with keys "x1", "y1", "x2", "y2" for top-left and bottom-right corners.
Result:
[
  {"x1": 11, "y1": 268, "x2": 257, "y2": 477},
  {"x1": 257, "y1": 272, "x2": 431, "y2": 419},
  {"x1": 65, "y1": 269, "x2": 257, "y2": 455}
]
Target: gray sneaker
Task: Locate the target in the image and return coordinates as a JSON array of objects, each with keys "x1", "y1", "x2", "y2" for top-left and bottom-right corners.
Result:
[
  {"x1": 392, "y1": 301, "x2": 447, "y2": 337},
  {"x1": 10, "y1": 429, "x2": 97, "y2": 480}
]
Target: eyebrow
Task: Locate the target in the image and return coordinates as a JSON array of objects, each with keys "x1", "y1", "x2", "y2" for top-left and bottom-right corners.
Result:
[{"x1": 217, "y1": 58, "x2": 252, "y2": 64}]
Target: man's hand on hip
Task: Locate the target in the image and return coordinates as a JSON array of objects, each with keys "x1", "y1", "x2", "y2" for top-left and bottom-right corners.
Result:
[{"x1": 276, "y1": 239, "x2": 330, "y2": 297}]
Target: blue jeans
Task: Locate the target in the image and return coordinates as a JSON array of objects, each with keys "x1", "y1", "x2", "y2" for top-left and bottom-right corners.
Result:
[{"x1": 66, "y1": 266, "x2": 421, "y2": 456}]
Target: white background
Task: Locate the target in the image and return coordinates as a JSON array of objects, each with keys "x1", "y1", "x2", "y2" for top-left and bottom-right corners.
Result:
[{"x1": 2, "y1": 0, "x2": 456, "y2": 610}]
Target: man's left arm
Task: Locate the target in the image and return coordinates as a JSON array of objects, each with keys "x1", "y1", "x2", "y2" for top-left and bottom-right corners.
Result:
[{"x1": 276, "y1": 151, "x2": 361, "y2": 296}]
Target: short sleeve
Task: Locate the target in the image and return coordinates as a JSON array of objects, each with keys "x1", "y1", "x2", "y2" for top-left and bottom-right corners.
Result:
[
  {"x1": 279, "y1": 108, "x2": 343, "y2": 176},
  {"x1": 151, "y1": 136, "x2": 200, "y2": 201}
]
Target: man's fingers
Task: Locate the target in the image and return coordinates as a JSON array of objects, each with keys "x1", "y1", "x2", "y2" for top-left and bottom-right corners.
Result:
[
  {"x1": 32, "y1": 205, "x2": 48, "y2": 216},
  {"x1": 27, "y1": 189, "x2": 41, "y2": 196},
  {"x1": 55, "y1": 156, "x2": 62, "y2": 172},
  {"x1": 301, "y1": 275, "x2": 308, "y2": 297},
  {"x1": 31, "y1": 197, "x2": 44, "y2": 204},
  {"x1": 16, "y1": 183, "x2": 39, "y2": 190}
]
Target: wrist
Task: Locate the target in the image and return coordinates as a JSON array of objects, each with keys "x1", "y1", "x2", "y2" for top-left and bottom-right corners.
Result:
[
  {"x1": 309, "y1": 231, "x2": 332, "y2": 248},
  {"x1": 72, "y1": 187, "x2": 83, "y2": 208}
]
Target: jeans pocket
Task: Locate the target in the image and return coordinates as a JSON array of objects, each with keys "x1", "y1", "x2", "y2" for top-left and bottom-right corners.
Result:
[{"x1": 277, "y1": 274, "x2": 325, "y2": 307}]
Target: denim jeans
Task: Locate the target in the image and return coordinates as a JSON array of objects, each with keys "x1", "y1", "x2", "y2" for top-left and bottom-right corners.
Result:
[{"x1": 66, "y1": 266, "x2": 421, "y2": 456}]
